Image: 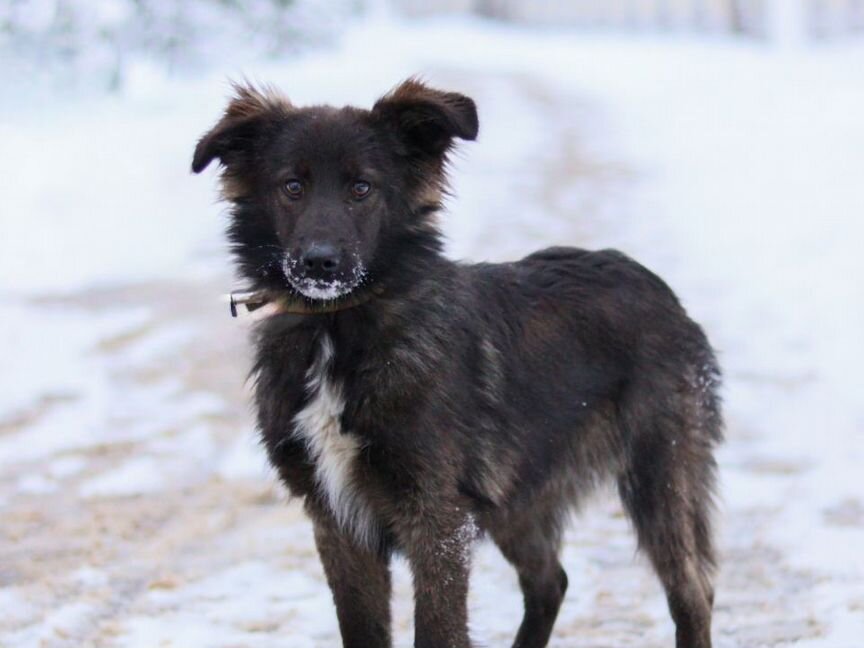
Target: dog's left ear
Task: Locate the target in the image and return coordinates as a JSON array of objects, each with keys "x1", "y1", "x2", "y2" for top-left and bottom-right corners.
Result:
[
  {"x1": 192, "y1": 83, "x2": 292, "y2": 173},
  {"x1": 372, "y1": 79, "x2": 478, "y2": 158}
]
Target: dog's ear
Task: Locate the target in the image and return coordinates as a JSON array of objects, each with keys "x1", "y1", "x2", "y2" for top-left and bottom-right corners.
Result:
[
  {"x1": 192, "y1": 83, "x2": 292, "y2": 173},
  {"x1": 372, "y1": 78, "x2": 478, "y2": 158}
]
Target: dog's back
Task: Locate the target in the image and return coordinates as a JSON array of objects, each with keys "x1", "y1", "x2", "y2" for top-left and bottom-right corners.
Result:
[{"x1": 453, "y1": 246, "x2": 721, "y2": 506}]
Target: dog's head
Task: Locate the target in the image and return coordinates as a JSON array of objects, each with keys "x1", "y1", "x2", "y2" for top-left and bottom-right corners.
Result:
[{"x1": 192, "y1": 79, "x2": 478, "y2": 301}]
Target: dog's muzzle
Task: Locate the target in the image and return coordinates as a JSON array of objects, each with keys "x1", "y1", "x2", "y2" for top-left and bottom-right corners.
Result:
[{"x1": 282, "y1": 251, "x2": 366, "y2": 301}]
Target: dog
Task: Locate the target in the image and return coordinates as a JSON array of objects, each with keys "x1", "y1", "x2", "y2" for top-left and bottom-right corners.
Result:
[{"x1": 192, "y1": 79, "x2": 723, "y2": 648}]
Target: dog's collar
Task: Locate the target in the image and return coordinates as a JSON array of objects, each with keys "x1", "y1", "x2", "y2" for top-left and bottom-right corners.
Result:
[{"x1": 228, "y1": 287, "x2": 381, "y2": 318}]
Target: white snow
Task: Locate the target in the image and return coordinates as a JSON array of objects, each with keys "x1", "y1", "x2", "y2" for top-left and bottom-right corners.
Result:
[
  {"x1": 215, "y1": 431, "x2": 273, "y2": 482},
  {"x1": 2, "y1": 5, "x2": 863, "y2": 648},
  {"x1": 290, "y1": 277, "x2": 362, "y2": 301},
  {"x1": 79, "y1": 456, "x2": 168, "y2": 497},
  {"x1": 119, "y1": 562, "x2": 326, "y2": 648}
]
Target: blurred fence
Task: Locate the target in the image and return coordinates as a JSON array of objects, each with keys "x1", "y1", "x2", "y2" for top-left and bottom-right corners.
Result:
[
  {"x1": 809, "y1": 0, "x2": 864, "y2": 38},
  {"x1": 2, "y1": 0, "x2": 862, "y2": 92},
  {"x1": 472, "y1": 0, "x2": 768, "y2": 36},
  {"x1": 395, "y1": 0, "x2": 864, "y2": 41},
  {"x1": 0, "y1": 0, "x2": 358, "y2": 90}
]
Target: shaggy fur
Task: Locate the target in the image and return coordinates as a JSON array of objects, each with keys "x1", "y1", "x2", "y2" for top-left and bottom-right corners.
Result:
[{"x1": 193, "y1": 79, "x2": 723, "y2": 648}]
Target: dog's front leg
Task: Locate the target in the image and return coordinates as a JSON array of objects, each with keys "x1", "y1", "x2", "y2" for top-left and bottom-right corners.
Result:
[
  {"x1": 311, "y1": 509, "x2": 392, "y2": 648},
  {"x1": 403, "y1": 512, "x2": 477, "y2": 648}
]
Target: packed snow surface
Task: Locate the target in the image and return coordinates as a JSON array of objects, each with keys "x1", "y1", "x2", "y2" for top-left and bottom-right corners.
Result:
[{"x1": 1, "y1": 9, "x2": 862, "y2": 648}]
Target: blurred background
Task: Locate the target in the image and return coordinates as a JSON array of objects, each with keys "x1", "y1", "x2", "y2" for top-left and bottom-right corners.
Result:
[{"x1": 1, "y1": 1, "x2": 862, "y2": 646}]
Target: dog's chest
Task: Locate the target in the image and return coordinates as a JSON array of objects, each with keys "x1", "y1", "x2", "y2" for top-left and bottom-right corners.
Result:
[{"x1": 292, "y1": 335, "x2": 376, "y2": 545}]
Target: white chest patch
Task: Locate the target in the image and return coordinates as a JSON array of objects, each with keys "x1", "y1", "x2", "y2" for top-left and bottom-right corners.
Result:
[{"x1": 292, "y1": 335, "x2": 377, "y2": 546}]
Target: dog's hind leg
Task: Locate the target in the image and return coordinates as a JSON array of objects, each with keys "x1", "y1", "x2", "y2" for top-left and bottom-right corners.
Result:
[
  {"x1": 489, "y1": 509, "x2": 568, "y2": 648},
  {"x1": 312, "y1": 513, "x2": 392, "y2": 648},
  {"x1": 617, "y1": 417, "x2": 718, "y2": 648}
]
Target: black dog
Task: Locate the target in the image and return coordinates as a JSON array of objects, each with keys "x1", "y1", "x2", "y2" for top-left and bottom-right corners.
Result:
[{"x1": 193, "y1": 79, "x2": 722, "y2": 648}]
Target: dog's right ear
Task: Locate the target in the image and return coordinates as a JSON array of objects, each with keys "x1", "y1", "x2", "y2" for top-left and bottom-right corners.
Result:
[{"x1": 191, "y1": 83, "x2": 292, "y2": 173}]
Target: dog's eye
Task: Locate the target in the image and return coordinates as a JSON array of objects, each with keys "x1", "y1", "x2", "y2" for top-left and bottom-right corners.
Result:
[
  {"x1": 351, "y1": 181, "x2": 371, "y2": 200},
  {"x1": 284, "y1": 179, "x2": 304, "y2": 199}
]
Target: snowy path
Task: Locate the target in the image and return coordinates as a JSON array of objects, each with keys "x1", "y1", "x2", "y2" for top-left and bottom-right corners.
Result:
[{"x1": 2, "y1": 15, "x2": 863, "y2": 648}]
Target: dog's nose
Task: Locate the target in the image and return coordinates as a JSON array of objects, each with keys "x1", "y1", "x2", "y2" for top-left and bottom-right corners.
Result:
[{"x1": 301, "y1": 243, "x2": 341, "y2": 278}]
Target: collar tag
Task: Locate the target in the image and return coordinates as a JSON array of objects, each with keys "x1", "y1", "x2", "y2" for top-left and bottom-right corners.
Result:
[{"x1": 225, "y1": 287, "x2": 382, "y2": 319}]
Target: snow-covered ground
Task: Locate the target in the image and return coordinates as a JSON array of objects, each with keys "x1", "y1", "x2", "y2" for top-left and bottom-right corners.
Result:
[{"x1": 1, "y1": 9, "x2": 863, "y2": 647}]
